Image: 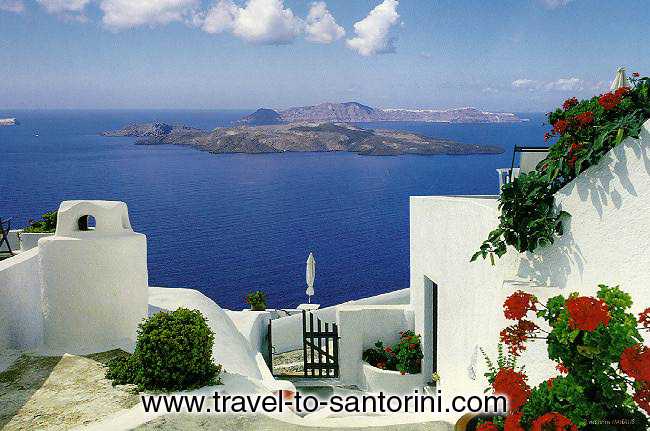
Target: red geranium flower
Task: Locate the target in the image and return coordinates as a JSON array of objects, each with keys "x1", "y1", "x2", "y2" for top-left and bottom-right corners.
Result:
[
  {"x1": 556, "y1": 363, "x2": 569, "y2": 374},
  {"x1": 552, "y1": 119, "x2": 569, "y2": 135},
  {"x1": 566, "y1": 296, "x2": 611, "y2": 331},
  {"x1": 531, "y1": 412, "x2": 577, "y2": 431},
  {"x1": 614, "y1": 86, "x2": 630, "y2": 98},
  {"x1": 562, "y1": 97, "x2": 579, "y2": 111},
  {"x1": 477, "y1": 422, "x2": 499, "y2": 431},
  {"x1": 500, "y1": 319, "x2": 538, "y2": 356},
  {"x1": 638, "y1": 307, "x2": 650, "y2": 330},
  {"x1": 546, "y1": 377, "x2": 555, "y2": 390},
  {"x1": 633, "y1": 72, "x2": 641, "y2": 77},
  {"x1": 385, "y1": 346, "x2": 393, "y2": 353},
  {"x1": 633, "y1": 383, "x2": 650, "y2": 415},
  {"x1": 598, "y1": 92, "x2": 622, "y2": 110},
  {"x1": 503, "y1": 291, "x2": 538, "y2": 320},
  {"x1": 492, "y1": 367, "x2": 531, "y2": 412},
  {"x1": 504, "y1": 412, "x2": 525, "y2": 431},
  {"x1": 620, "y1": 344, "x2": 650, "y2": 382},
  {"x1": 574, "y1": 111, "x2": 594, "y2": 127}
]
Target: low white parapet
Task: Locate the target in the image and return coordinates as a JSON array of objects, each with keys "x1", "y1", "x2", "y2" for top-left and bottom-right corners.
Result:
[
  {"x1": 362, "y1": 363, "x2": 423, "y2": 394},
  {"x1": 19, "y1": 232, "x2": 53, "y2": 251}
]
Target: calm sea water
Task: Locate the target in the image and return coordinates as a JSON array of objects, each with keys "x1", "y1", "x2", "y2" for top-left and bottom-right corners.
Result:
[{"x1": 1, "y1": 110, "x2": 548, "y2": 310}]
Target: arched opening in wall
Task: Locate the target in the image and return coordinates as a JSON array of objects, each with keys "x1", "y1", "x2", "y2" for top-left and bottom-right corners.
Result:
[{"x1": 78, "y1": 215, "x2": 96, "y2": 231}]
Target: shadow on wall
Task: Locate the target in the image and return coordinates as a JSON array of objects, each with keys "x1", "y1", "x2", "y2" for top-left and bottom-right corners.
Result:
[{"x1": 515, "y1": 128, "x2": 649, "y2": 288}]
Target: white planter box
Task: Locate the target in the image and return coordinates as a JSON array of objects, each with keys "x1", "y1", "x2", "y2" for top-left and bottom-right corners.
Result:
[
  {"x1": 20, "y1": 232, "x2": 54, "y2": 251},
  {"x1": 362, "y1": 362, "x2": 423, "y2": 394}
]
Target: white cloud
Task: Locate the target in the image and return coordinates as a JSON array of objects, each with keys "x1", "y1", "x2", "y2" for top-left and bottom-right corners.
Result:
[
  {"x1": 37, "y1": 0, "x2": 89, "y2": 14},
  {"x1": 539, "y1": 0, "x2": 574, "y2": 9},
  {"x1": 0, "y1": 0, "x2": 25, "y2": 13},
  {"x1": 100, "y1": 0, "x2": 199, "y2": 29},
  {"x1": 512, "y1": 79, "x2": 538, "y2": 89},
  {"x1": 304, "y1": 2, "x2": 344, "y2": 44},
  {"x1": 482, "y1": 87, "x2": 499, "y2": 94},
  {"x1": 346, "y1": 0, "x2": 400, "y2": 56},
  {"x1": 544, "y1": 77, "x2": 584, "y2": 91},
  {"x1": 202, "y1": 0, "x2": 302, "y2": 45}
]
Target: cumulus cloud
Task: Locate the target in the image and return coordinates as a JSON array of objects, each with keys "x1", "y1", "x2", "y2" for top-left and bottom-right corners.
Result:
[
  {"x1": 539, "y1": 0, "x2": 574, "y2": 8},
  {"x1": 0, "y1": 0, "x2": 25, "y2": 13},
  {"x1": 304, "y1": 1, "x2": 344, "y2": 44},
  {"x1": 512, "y1": 79, "x2": 538, "y2": 89},
  {"x1": 202, "y1": 0, "x2": 302, "y2": 45},
  {"x1": 544, "y1": 77, "x2": 584, "y2": 91},
  {"x1": 37, "y1": 0, "x2": 89, "y2": 14},
  {"x1": 100, "y1": 0, "x2": 199, "y2": 29},
  {"x1": 346, "y1": 0, "x2": 400, "y2": 56}
]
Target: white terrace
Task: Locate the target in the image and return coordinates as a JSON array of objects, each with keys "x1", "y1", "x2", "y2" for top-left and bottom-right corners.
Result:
[{"x1": 1, "y1": 119, "x2": 649, "y2": 429}]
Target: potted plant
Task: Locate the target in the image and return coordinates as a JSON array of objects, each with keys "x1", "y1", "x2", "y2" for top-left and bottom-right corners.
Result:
[
  {"x1": 19, "y1": 211, "x2": 57, "y2": 251},
  {"x1": 245, "y1": 291, "x2": 267, "y2": 311},
  {"x1": 362, "y1": 330, "x2": 424, "y2": 393}
]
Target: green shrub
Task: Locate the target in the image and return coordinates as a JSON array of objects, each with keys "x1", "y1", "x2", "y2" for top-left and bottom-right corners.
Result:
[
  {"x1": 363, "y1": 330, "x2": 423, "y2": 375},
  {"x1": 22, "y1": 211, "x2": 57, "y2": 233},
  {"x1": 245, "y1": 291, "x2": 267, "y2": 311},
  {"x1": 106, "y1": 308, "x2": 222, "y2": 392}
]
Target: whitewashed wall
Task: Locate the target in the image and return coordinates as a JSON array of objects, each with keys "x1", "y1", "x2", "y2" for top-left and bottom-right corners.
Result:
[
  {"x1": 516, "y1": 120, "x2": 650, "y2": 303},
  {"x1": 337, "y1": 304, "x2": 414, "y2": 388},
  {"x1": 409, "y1": 119, "x2": 650, "y2": 400},
  {"x1": 271, "y1": 288, "x2": 409, "y2": 353},
  {"x1": 0, "y1": 248, "x2": 44, "y2": 350}
]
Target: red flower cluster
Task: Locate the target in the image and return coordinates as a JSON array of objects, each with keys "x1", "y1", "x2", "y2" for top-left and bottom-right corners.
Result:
[
  {"x1": 566, "y1": 296, "x2": 611, "y2": 331},
  {"x1": 492, "y1": 368, "x2": 531, "y2": 412},
  {"x1": 633, "y1": 72, "x2": 641, "y2": 78},
  {"x1": 556, "y1": 363, "x2": 569, "y2": 374},
  {"x1": 504, "y1": 412, "x2": 525, "y2": 431},
  {"x1": 531, "y1": 412, "x2": 577, "y2": 431},
  {"x1": 562, "y1": 97, "x2": 579, "y2": 111},
  {"x1": 546, "y1": 377, "x2": 555, "y2": 390},
  {"x1": 620, "y1": 344, "x2": 650, "y2": 382},
  {"x1": 476, "y1": 422, "x2": 499, "y2": 431},
  {"x1": 500, "y1": 319, "x2": 538, "y2": 356},
  {"x1": 633, "y1": 383, "x2": 650, "y2": 415},
  {"x1": 503, "y1": 291, "x2": 538, "y2": 320},
  {"x1": 615, "y1": 86, "x2": 630, "y2": 98},
  {"x1": 598, "y1": 92, "x2": 623, "y2": 110},
  {"x1": 574, "y1": 111, "x2": 594, "y2": 127},
  {"x1": 566, "y1": 142, "x2": 584, "y2": 170},
  {"x1": 552, "y1": 119, "x2": 569, "y2": 135},
  {"x1": 638, "y1": 307, "x2": 650, "y2": 330}
]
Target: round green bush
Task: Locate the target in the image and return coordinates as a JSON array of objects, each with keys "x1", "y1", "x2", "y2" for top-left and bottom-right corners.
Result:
[{"x1": 106, "y1": 308, "x2": 222, "y2": 391}]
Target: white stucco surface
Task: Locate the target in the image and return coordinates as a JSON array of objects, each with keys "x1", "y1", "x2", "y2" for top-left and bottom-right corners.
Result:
[
  {"x1": 0, "y1": 248, "x2": 43, "y2": 350},
  {"x1": 19, "y1": 232, "x2": 53, "y2": 251},
  {"x1": 408, "y1": 119, "x2": 650, "y2": 408},
  {"x1": 337, "y1": 304, "x2": 414, "y2": 388},
  {"x1": 362, "y1": 363, "x2": 423, "y2": 394},
  {"x1": 40, "y1": 201, "x2": 148, "y2": 353},
  {"x1": 272, "y1": 288, "x2": 410, "y2": 353}
]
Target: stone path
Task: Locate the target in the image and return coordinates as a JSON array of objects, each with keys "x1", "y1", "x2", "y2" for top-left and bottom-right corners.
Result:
[
  {"x1": 0, "y1": 350, "x2": 139, "y2": 430},
  {"x1": 135, "y1": 414, "x2": 453, "y2": 430}
]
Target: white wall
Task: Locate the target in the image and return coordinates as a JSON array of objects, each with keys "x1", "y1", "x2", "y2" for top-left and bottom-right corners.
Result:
[
  {"x1": 0, "y1": 248, "x2": 44, "y2": 350},
  {"x1": 516, "y1": 120, "x2": 650, "y2": 305},
  {"x1": 271, "y1": 288, "x2": 409, "y2": 353},
  {"x1": 408, "y1": 119, "x2": 650, "y2": 399},
  {"x1": 336, "y1": 305, "x2": 414, "y2": 388}
]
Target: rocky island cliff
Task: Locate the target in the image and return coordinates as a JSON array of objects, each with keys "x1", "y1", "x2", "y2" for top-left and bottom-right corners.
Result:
[
  {"x1": 101, "y1": 122, "x2": 504, "y2": 156},
  {"x1": 237, "y1": 102, "x2": 523, "y2": 125}
]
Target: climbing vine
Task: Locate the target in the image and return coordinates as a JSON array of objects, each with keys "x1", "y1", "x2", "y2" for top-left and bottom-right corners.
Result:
[{"x1": 472, "y1": 73, "x2": 650, "y2": 263}]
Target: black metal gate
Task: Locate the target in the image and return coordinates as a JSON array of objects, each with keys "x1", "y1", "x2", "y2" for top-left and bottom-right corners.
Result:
[{"x1": 302, "y1": 310, "x2": 339, "y2": 378}]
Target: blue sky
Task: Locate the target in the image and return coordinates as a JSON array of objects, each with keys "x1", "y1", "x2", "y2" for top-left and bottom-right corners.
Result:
[{"x1": 1, "y1": 0, "x2": 648, "y2": 111}]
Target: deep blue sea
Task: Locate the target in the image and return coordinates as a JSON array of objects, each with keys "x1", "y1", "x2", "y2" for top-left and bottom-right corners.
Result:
[{"x1": 1, "y1": 110, "x2": 548, "y2": 310}]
